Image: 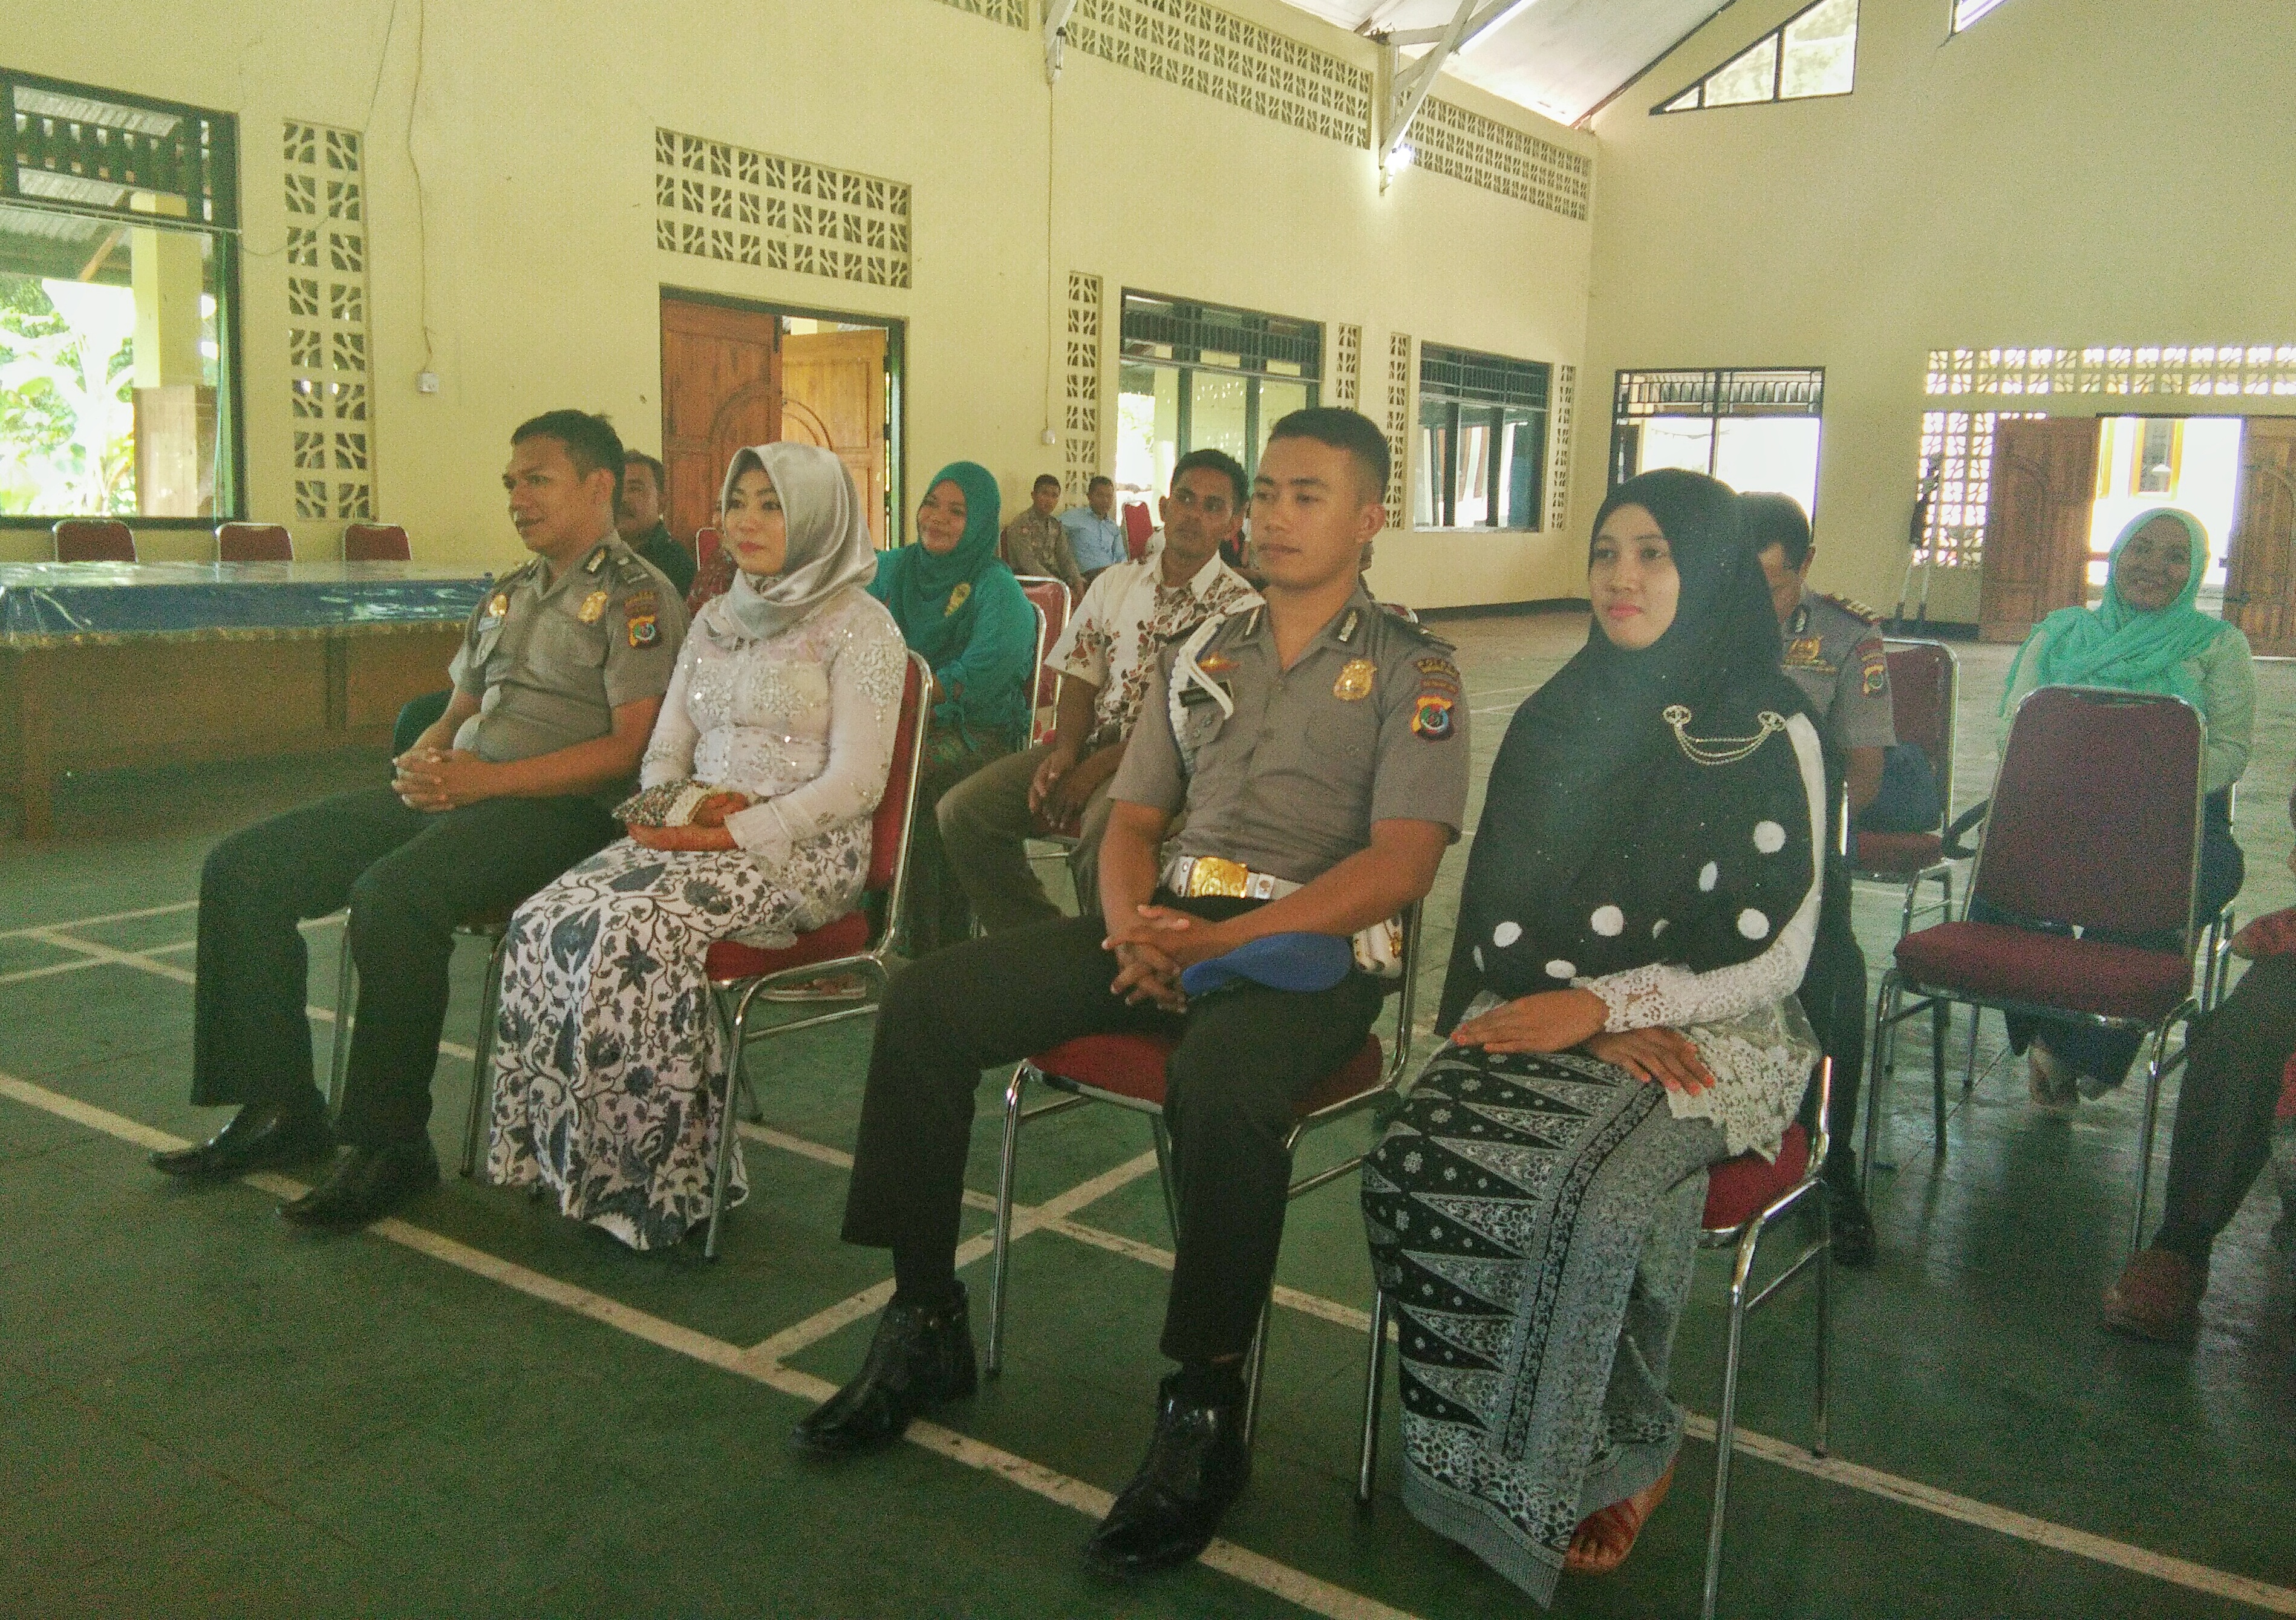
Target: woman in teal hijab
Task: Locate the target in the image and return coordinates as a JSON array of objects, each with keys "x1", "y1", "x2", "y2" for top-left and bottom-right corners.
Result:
[
  {"x1": 870, "y1": 462, "x2": 1037, "y2": 950},
  {"x1": 1991, "y1": 507, "x2": 2255, "y2": 1105}
]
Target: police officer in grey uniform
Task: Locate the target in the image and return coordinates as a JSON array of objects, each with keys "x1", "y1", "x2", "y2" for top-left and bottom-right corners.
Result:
[
  {"x1": 796, "y1": 410, "x2": 1466, "y2": 1578},
  {"x1": 156, "y1": 411, "x2": 686, "y2": 1229},
  {"x1": 1746, "y1": 492, "x2": 1891, "y2": 1264}
]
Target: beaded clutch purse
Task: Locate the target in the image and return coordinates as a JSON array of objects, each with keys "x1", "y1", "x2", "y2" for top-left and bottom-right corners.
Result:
[{"x1": 613, "y1": 780, "x2": 747, "y2": 828}]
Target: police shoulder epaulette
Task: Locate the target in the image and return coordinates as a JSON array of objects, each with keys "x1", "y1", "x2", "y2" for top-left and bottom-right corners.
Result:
[
  {"x1": 612, "y1": 555, "x2": 657, "y2": 590},
  {"x1": 1819, "y1": 592, "x2": 1881, "y2": 625},
  {"x1": 1378, "y1": 607, "x2": 1454, "y2": 655}
]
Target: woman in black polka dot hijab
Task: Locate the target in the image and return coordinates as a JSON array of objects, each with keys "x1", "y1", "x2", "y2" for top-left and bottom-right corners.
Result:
[{"x1": 1362, "y1": 469, "x2": 1834, "y2": 1604}]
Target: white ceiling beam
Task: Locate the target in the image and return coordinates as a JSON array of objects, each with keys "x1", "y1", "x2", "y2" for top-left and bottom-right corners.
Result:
[
  {"x1": 1379, "y1": 0, "x2": 1480, "y2": 170},
  {"x1": 1044, "y1": 0, "x2": 1080, "y2": 85},
  {"x1": 1382, "y1": 0, "x2": 1528, "y2": 51}
]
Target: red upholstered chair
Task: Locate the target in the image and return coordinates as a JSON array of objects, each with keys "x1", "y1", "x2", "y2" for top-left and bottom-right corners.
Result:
[
  {"x1": 1120, "y1": 500, "x2": 1153, "y2": 562},
  {"x1": 1357, "y1": 1058, "x2": 1833, "y2": 1620},
  {"x1": 216, "y1": 522, "x2": 294, "y2": 562},
  {"x1": 1853, "y1": 639, "x2": 1959, "y2": 938},
  {"x1": 1013, "y1": 575, "x2": 1071, "y2": 746},
  {"x1": 1864, "y1": 685, "x2": 2206, "y2": 1253},
  {"x1": 987, "y1": 908, "x2": 1423, "y2": 1445},
  {"x1": 696, "y1": 651, "x2": 933, "y2": 1258},
  {"x1": 52, "y1": 518, "x2": 135, "y2": 563},
  {"x1": 342, "y1": 523, "x2": 411, "y2": 561},
  {"x1": 685, "y1": 528, "x2": 731, "y2": 618}
]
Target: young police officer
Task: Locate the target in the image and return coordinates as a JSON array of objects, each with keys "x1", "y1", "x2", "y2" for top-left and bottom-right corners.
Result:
[
  {"x1": 154, "y1": 411, "x2": 686, "y2": 1228},
  {"x1": 1746, "y1": 491, "x2": 1890, "y2": 1265},
  {"x1": 796, "y1": 408, "x2": 1467, "y2": 1574}
]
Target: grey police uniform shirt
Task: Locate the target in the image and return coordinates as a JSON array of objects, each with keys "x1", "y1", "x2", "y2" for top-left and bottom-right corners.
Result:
[
  {"x1": 1780, "y1": 587, "x2": 1895, "y2": 753},
  {"x1": 447, "y1": 535, "x2": 687, "y2": 777},
  {"x1": 1109, "y1": 587, "x2": 1470, "y2": 886}
]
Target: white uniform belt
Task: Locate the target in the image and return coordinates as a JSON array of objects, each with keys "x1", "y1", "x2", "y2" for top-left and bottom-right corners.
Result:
[{"x1": 1161, "y1": 854, "x2": 1299, "y2": 901}]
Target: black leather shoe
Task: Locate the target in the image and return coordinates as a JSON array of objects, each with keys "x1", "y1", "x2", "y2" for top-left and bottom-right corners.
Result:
[
  {"x1": 151, "y1": 1102, "x2": 332, "y2": 1180},
  {"x1": 277, "y1": 1138, "x2": 439, "y2": 1228},
  {"x1": 1083, "y1": 1374, "x2": 1250, "y2": 1576},
  {"x1": 1825, "y1": 1155, "x2": 1877, "y2": 1269},
  {"x1": 791, "y1": 1282, "x2": 977, "y2": 1456}
]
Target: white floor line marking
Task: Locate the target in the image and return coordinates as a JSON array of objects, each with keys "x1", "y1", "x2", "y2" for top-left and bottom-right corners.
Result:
[
  {"x1": 0, "y1": 955, "x2": 115, "y2": 989},
  {"x1": 0, "y1": 899, "x2": 196, "y2": 941},
  {"x1": 26, "y1": 961, "x2": 2295, "y2": 1613},
  {"x1": 742, "y1": 1149, "x2": 1163, "y2": 1365},
  {"x1": 0, "y1": 1074, "x2": 1420, "y2": 1620},
  {"x1": 23, "y1": 927, "x2": 198, "y2": 986}
]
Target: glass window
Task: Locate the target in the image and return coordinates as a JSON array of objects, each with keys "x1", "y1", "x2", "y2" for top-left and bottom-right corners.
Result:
[
  {"x1": 0, "y1": 72, "x2": 240, "y2": 522},
  {"x1": 1656, "y1": 0, "x2": 1857, "y2": 114},
  {"x1": 1952, "y1": 0, "x2": 2010, "y2": 30},
  {"x1": 1609, "y1": 367, "x2": 1825, "y2": 520},
  {"x1": 1112, "y1": 290, "x2": 1320, "y2": 501},
  {"x1": 1416, "y1": 344, "x2": 1551, "y2": 531}
]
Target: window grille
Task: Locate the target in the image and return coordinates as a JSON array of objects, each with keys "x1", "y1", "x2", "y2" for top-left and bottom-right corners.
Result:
[
  {"x1": 1416, "y1": 343, "x2": 1551, "y2": 531},
  {"x1": 654, "y1": 129, "x2": 912, "y2": 290}
]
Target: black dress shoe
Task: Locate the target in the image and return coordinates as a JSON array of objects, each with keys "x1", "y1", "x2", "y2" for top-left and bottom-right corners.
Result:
[
  {"x1": 791, "y1": 1282, "x2": 977, "y2": 1455},
  {"x1": 151, "y1": 1102, "x2": 333, "y2": 1180},
  {"x1": 1083, "y1": 1374, "x2": 1250, "y2": 1576},
  {"x1": 277, "y1": 1138, "x2": 439, "y2": 1228}
]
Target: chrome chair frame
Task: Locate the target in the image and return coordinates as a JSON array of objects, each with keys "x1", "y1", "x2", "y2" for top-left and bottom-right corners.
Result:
[
  {"x1": 697, "y1": 650, "x2": 934, "y2": 1259},
  {"x1": 987, "y1": 905, "x2": 1422, "y2": 1446},
  {"x1": 1012, "y1": 574, "x2": 1069, "y2": 748},
  {"x1": 1862, "y1": 687, "x2": 2206, "y2": 1254}
]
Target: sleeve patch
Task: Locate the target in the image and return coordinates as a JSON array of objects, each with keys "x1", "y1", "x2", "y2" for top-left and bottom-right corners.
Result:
[{"x1": 1411, "y1": 692, "x2": 1456, "y2": 740}]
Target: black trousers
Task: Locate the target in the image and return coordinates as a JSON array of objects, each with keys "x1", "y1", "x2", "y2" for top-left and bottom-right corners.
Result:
[
  {"x1": 192, "y1": 785, "x2": 618, "y2": 1145},
  {"x1": 2154, "y1": 952, "x2": 2296, "y2": 1264},
  {"x1": 1799, "y1": 878, "x2": 1867, "y2": 1173},
  {"x1": 841, "y1": 897, "x2": 1386, "y2": 1363}
]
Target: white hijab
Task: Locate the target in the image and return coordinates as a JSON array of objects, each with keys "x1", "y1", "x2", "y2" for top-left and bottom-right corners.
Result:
[{"x1": 710, "y1": 442, "x2": 877, "y2": 642}]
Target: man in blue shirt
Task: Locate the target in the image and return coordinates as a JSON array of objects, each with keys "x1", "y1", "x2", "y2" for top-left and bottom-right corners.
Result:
[{"x1": 1060, "y1": 474, "x2": 1127, "y2": 581}]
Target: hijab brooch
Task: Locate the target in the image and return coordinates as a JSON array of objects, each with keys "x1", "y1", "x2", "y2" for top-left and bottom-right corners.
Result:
[
  {"x1": 1663, "y1": 704, "x2": 1785, "y2": 766},
  {"x1": 944, "y1": 580, "x2": 972, "y2": 616}
]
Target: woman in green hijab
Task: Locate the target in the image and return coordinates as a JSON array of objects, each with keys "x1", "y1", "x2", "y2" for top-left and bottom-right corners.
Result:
[
  {"x1": 1990, "y1": 507, "x2": 2254, "y2": 1105},
  {"x1": 870, "y1": 462, "x2": 1037, "y2": 950}
]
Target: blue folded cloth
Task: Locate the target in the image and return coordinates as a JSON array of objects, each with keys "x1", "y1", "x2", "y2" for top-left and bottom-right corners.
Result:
[{"x1": 1179, "y1": 932, "x2": 1354, "y2": 998}]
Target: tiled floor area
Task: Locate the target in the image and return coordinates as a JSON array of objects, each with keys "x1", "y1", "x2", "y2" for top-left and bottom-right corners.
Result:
[{"x1": 2, "y1": 609, "x2": 2291, "y2": 1618}]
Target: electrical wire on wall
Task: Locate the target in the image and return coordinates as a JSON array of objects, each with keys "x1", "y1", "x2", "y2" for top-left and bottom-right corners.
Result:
[
  {"x1": 403, "y1": 0, "x2": 435, "y2": 374},
  {"x1": 1042, "y1": 80, "x2": 1058, "y2": 455}
]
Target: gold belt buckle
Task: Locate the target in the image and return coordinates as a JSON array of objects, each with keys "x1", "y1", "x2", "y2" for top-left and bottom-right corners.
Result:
[{"x1": 1187, "y1": 856, "x2": 1250, "y2": 898}]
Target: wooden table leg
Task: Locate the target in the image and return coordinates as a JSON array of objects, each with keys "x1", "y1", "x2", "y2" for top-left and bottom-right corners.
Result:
[{"x1": 15, "y1": 646, "x2": 54, "y2": 840}]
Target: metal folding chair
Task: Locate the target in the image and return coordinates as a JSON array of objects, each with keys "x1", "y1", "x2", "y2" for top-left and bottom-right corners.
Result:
[
  {"x1": 342, "y1": 523, "x2": 411, "y2": 561},
  {"x1": 1854, "y1": 639, "x2": 1960, "y2": 939},
  {"x1": 326, "y1": 914, "x2": 509, "y2": 1175},
  {"x1": 217, "y1": 523, "x2": 293, "y2": 563},
  {"x1": 696, "y1": 650, "x2": 933, "y2": 1258},
  {"x1": 1864, "y1": 685, "x2": 2207, "y2": 1253},
  {"x1": 52, "y1": 518, "x2": 135, "y2": 563},
  {"x1": 989, "y1": 907, "x2": 1423, "y2": 1445},
  {"x1": 1013, "y1": 575, "x2": 1071, "y2": 746}
]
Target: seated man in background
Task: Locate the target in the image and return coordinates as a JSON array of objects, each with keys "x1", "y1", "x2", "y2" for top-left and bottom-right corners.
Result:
[
  {"x1": 616, "y1": 447, "x2": 697, "y2": 597},
  {"x1": 153, "y1": 411, "x2": 687, "y2": 1227},
  {"x1": 1060, "y1": 474, "x2": 1127, "y2": 585},
  {"x1": 792, "y1": 408, "x2": 1466, "y2": 1576},
  {"x1": 1747, "y1": 491, "x2": 1891, "y2": 1266},
  {"x1": 2102, "y1": 782, "x2": 2296, "y2": 1344},
  {"x1": 1000, "y1": 471, "x2": 1084, "y2": 598},
  {"x1": 939, "y1": 448, "x2": 1258, "y2": 932}
]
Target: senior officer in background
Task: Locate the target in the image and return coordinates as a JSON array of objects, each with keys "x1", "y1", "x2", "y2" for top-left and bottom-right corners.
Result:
[
  {"x1": 1747, "y1": 491, "x2": 1893, "y2": 1266},
  {"x1": 154, "y1": 410, "x2": 687, "y2": 1228},
  {"x1": 794, "y1": 408, "x2": 1467, "y2": 1576}
]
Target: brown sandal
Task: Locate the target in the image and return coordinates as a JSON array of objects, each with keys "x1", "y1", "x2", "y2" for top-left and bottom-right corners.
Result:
[{"x1": 1564, "y1": 1457, "x2": 1676, "y2": 1575}]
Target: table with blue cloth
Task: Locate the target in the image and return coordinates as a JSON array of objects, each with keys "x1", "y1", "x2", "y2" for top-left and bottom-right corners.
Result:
[{"x1": 0, "y1": 560, "x2": 495, "y2": 838}]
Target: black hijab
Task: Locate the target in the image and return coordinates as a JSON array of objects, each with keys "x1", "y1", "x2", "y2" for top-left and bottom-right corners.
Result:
[{"x1": 1437, "y1": 469, "x2": 1823, "y2": 1033}]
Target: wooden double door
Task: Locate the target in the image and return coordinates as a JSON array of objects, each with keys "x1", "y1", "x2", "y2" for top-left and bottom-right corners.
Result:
[
  {"x1": 658, "y1": 293, "x2": 892, "y2": 553},
  {"x1": 1978, "y1": 414, "x2": 2296, "y2": 654}
]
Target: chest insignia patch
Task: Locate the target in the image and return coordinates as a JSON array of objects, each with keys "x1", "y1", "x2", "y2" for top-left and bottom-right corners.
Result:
[
  {"x1": 1411, "y1": 692, "x2": 1456, "y2": 740},
  {"x1": 482, "y1": 592, "x2": 509, "y2": 626},
  {"x1": 1784, "y1": 636, "x2": 1825, "y2": 668},
  {"x1": 1196, "y1": 652, "x2": 1237, "y2": 677},
  {"x1": 944, "y1": 581, "x2": 971, "y2": 617},
  {"x1": 578, "y1": 590, "x2": 609, "y2": 624},
  {"x1": 1334, "y1": 658, "x2": 1377, "y2": 701}
]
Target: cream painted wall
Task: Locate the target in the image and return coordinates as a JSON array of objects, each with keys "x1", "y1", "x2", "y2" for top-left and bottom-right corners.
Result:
[
  {"x1": 5, "y1": 0, "x2": 1595, "y2": 610},
  {"x1": 1577, "y1": 0, "x2": 2296, "y2": 622}
]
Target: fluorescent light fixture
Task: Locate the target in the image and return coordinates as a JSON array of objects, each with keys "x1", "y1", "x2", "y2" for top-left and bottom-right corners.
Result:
[
  {"x1": 1389, "y1": 141, "x2": 1416, "y2": 169},
  {"x1": 1458, "y1": 0, "x2": 1538, "y2": 53}
]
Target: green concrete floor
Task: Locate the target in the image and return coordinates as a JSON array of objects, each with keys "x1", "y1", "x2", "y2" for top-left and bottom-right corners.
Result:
[{"x1": 2, "y1": 612, "x2": 2291, "y2": 1619}]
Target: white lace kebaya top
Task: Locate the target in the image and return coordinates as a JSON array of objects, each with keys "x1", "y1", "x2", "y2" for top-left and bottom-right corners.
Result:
[
  {"x1": 1583, "y1": 710, "x2": 1830, "y2": 1158},
  {"x1": 639, "y1": 586, "x2": 908, "y2": 874}
]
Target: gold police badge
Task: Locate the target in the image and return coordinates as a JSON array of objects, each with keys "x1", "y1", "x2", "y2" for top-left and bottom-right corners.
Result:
[
  {"x1": 1333, "y1": 658, "x2": 1377, "y2": 701},
  {"x1": 578, "y1": 590, "x2": 609, "y2": 624}
]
